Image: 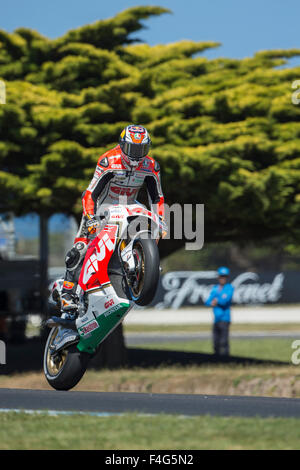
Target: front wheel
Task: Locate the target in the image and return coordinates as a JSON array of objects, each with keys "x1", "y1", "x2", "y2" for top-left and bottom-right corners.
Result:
[
  {"x1": 43, "y1": 327, "x2": 90, "y2": 391},
  {"x1": 128, "y1": 235, "x2": 160, "y2": 306}
]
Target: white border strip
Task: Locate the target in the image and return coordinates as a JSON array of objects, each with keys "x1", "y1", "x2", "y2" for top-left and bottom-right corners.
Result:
[
  {"x1": 0, "y1": 408, "x2": 124, "y2": 417},
  {"x1": 0, "y1": 408, "x2": 192, "y2": 419}
]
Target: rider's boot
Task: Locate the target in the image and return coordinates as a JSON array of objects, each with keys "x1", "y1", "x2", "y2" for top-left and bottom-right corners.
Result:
[
  {"x1": 61, "y1": 292, "x2": 78, "y2": 312},
  {"x1": 46, "y1": 241, "x2": 88, "y2": 346},
  {"x1": 46, "y1": 281, "x2": 80, "y2": 349},
  {"x1": 59, "y1": 277, "x2": 81, "y2": 313},
  {"x1": 47, "y1": 286, "x2": 79, "y2": 327}
]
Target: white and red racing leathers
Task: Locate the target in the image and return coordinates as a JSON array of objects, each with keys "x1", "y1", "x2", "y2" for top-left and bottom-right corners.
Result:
[{"x1": 76, "y1": 144, "x2": 164, "y2": 242}]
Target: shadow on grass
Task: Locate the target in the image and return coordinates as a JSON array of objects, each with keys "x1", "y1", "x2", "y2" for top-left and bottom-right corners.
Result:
[
  {"x1": 126, "y1": 347, "x2": 289, "y2": 368},
  {"x1": 0, "y1": 337, "x2": 289, "y2": 375}
]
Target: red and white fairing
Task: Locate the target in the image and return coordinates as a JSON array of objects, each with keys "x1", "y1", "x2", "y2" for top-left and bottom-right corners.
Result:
[{"x1": 78, "y1": 224, "x2": 119, "y2": 291}]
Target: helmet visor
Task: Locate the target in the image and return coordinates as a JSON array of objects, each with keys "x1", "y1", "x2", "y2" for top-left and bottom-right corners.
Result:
[{"x1": 120, "y1": 141, "x2": 150, "y2": 161}]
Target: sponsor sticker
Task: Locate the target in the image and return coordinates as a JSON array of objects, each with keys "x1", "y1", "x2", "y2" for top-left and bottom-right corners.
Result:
[
  {"x1": 140, "y1": 158, "x2": 152, "y2": 172},
  {"x1": 103, "y1": 303, "x2": 122, "y2": 317},
  {"x1": 114, "y1": 170, "x2": 127, "y2": 180},
  {"x1": 129, "y1": 125, "x2": 144, "y2": 133},
  {"x1": 104, "y1": 298, "x2": 114, "y2": 309},
  {"x1": 80, "y1": 320, "x2": 99, "y2": 336},
  {"x1": 63, "y1": 281, "x2": 74, "y2": 290},
  {"x1": 111, "y1": 164, "x2": 123, "y2": 169},
  {"x1": 142, "y1": 158, "x2": 150, "y2": 167},
  {"x1": 110, "y1": 186, "x2": 137, "y2": 197}
]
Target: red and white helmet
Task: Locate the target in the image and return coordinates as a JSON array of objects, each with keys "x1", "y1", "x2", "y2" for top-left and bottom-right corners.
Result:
[{"x1": 119, "y1": 125, "x2": 151, "y2": 166}]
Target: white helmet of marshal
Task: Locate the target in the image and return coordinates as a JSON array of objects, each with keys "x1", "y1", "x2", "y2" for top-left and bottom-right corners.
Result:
[{"x1": 119, "y1": 125, "x2": 151, "y2": 167}]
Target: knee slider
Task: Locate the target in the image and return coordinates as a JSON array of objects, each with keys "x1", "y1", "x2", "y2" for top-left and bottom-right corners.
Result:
[{"x1": 65, "y1": 242, "x2": 88, "y2": 271}]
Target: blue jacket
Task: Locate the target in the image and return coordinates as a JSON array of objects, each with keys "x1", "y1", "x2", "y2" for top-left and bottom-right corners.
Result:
[{"x1": 205, "y1": 283, "x2": 234, "y2": 323}]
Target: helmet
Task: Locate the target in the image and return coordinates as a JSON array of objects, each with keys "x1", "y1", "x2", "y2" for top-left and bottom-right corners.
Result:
[
  {"x1": 218, "y1": 266, "x2": 230, "y2": 276},
  {"x1": 119, "y1": 125, "x2": 151, "y2": 166}
]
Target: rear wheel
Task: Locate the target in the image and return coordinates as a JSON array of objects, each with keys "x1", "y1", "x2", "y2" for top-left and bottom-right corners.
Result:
[
  {"x1": 43, "y1": 327, "x2": 90, "y2": 391},
  {"x1": 127, "y1": 235, "x2": 160, "y2": 306}
]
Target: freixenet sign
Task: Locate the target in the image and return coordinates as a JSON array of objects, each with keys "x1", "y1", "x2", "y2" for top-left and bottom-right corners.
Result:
[{"x1": 151, "y1": 270, "x2": 296, "y2": 309}]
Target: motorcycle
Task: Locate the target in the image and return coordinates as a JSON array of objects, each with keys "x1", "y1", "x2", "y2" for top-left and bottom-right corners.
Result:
[{"x1": 43, "y1": 203, "x2": 164, "y2": 391}]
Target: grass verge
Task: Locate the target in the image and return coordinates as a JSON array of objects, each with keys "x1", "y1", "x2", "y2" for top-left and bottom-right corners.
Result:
[
  {"x1": 1, "y1": 364, "x2": 300, "y2": 398},
  {"x1": 1, "y1": 411, "x2": 300, "y2": 450},
  {"x1": 124, "y1": 323, "x2": 300, "y2": 334},
  {"x1": 1, "y1": 337, "x2": 300, "y2": 397}
]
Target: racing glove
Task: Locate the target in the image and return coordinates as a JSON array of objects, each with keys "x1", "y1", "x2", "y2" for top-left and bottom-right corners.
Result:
[{"x1": 86, "y1": 215, "x2": 100, "y2": 235}]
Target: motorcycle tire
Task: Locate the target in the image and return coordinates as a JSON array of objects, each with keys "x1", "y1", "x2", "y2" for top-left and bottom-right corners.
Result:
[
  {"x1": 43, "y1": 327, "x2": 90, "y2": 391},
  {"x1": 130, "y1": 235, "x2": 160, "y2": 306}
]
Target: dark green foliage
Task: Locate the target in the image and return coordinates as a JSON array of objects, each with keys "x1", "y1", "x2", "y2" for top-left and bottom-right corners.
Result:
[{"x1": 1, "y1": 6, "x2": 300, "y2": 254}]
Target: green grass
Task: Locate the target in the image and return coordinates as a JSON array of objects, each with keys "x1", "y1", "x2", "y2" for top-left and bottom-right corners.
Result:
[
  {"x1": 131, "y1": 337, "x2": 296, "y2": 363},
  {"x1": 124, "y1": 323, "x2": 300, "y2": 334},
  {"x1": 1, "y1": 411, "x2": 300, "y2": 450}
]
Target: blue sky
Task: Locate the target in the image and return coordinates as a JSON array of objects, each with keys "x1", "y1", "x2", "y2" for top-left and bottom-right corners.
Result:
[
  {"x1": 1, "y1": 0, "x2": 299, "y2": 60},
  {"x1": 13, "y1": 213, "x2": 73, "y2": 239}
]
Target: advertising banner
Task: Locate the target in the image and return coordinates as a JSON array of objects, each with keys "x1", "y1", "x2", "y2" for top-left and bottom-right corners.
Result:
[{"x1": 151, "y1": 271, "x2": 299, "y2": 308}]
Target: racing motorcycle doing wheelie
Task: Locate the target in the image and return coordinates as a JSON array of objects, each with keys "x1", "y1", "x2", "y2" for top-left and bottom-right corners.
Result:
[{"x1": 43, "y1": 202, "x2": 165, "y2": 391}]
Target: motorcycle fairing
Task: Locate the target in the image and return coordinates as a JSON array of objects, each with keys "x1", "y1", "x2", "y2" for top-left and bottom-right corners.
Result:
[
  {"x1": 76, "y1": 286, "x2": 132, "y2": 354},
  {"x1": 78, "y1": 224, "x2": 119, "y2": 291},
  {"x1": 76, "y1": 222, "x2": 132, "y2": 353}
]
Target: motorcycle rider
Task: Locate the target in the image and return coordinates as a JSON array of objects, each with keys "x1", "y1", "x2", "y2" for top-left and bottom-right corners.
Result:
[{"x1": 59, "y1": 124, "x2": 166, "y2": 314}]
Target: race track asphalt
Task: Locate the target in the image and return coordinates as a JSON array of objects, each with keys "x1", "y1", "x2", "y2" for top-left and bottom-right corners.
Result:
[{"x1": 1, "y1": 388, "x2": 300, "y2": 418}]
